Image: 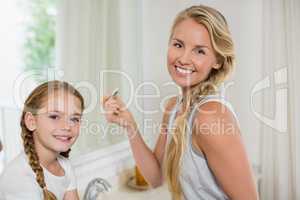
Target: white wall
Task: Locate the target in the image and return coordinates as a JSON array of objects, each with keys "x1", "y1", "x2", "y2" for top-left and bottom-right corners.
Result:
[{"x1": 142, "y1": 0, "x2": 263, "y2": 167}]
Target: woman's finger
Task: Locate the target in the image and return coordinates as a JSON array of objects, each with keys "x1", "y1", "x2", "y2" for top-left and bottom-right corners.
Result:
[
  {"x1": 113, "y1": 110, "x2": 120, "y2": 115},
  {"x1": 106, "y1": 108, "x2": 120, "y2": 115},
  {"x1": 114, "y1": 97, "x2": 128, "y2": 111},
  {"x1": 104, "y1": 104, "x2": 120, "y2": 112},
  {"x1": 102, "y1": 95, "x2": 110, "y2": 104}
]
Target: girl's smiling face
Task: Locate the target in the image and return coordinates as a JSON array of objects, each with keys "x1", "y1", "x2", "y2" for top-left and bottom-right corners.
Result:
[
  {"x1": 167, "y1": 18, "x2": 220, "y2": 90},
  {"x1": 27, "y1": 90, "x2": 83, "y2": 154}
]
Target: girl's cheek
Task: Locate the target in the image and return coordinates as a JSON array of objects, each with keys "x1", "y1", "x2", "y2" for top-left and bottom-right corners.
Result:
[
  {"x1": 72, "y1": 124, "x2": 79, "y2": 130},
  {"x1": 72, "y1": 126, "x2": 81, "y2": 134}
]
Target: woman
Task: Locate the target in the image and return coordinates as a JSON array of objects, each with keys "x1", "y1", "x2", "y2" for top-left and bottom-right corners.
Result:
[{"x1": 103, "y1": 5, "x2": 258, "y2": 200}]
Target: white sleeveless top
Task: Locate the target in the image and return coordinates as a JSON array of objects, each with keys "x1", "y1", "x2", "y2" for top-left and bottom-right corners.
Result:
[{"x1": 167, "y1": 95, "x2": 239, "y2": 200}]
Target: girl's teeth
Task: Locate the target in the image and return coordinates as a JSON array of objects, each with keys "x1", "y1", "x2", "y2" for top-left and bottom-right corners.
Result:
[
  {"x1": 55, "y1": 136, "x2": 70, "y2": 141},
  {"x1": 176, "y1": 66, "x2": 193, "y2": 74}
]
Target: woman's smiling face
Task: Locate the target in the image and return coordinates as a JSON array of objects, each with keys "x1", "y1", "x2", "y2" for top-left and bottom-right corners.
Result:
[{"x1": 167, "y1": 18, "x2": 220, "y2": 90}]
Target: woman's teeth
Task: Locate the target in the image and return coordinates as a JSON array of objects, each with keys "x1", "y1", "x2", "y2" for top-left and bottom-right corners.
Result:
[{"x1": 175, "y1": 66, "x2": 194, "y2": 74}]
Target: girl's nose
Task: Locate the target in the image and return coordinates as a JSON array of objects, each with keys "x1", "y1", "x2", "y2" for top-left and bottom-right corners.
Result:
[{"x1": 60, "y1": 118, "x2": 72, "y2": 130}]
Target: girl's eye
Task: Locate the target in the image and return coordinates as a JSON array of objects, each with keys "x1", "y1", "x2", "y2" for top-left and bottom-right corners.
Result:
[
  {"x1": 70, "y1": 117, "x2": 81, "y2": 123},
  {"x1": 49, "y1": 114, "x2": 59, "y2": 120},
  {"x1": 173, "y1": 42, "x2": 182, "y2": 48}
]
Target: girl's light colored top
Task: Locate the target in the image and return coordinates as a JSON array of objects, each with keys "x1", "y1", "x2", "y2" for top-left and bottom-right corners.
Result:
[{"x1": 0, "y1": 151, "x2": 77, "y2": 200}]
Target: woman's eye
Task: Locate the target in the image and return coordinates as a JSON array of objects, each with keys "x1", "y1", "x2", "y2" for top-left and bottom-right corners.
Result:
[
  {"x1": 196, "y1": 49, "x2": 205, "y2": 55},
  {"x1": 173, "y1": 42, "x2": 182, "y2": 48}
]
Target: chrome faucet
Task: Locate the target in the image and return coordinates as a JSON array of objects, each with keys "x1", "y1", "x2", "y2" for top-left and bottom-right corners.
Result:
[{"x1": 83, "y1": 178, "x2": 112, "y2": 200}]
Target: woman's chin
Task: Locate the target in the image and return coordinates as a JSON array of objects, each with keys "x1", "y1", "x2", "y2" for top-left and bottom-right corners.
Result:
[{"x1": 173, "y1": 79, "x2": 198, "y2": 90}]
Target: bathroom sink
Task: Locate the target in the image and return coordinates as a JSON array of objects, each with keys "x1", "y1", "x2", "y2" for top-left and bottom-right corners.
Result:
[{"x1": 96, "y1": 183, "x2": 171, "y2": 200}]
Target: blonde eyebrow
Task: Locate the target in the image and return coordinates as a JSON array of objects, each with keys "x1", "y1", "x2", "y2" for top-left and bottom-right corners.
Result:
[
  {"x1": 172, "y1": 38, "x2": 209, "y2": 49},
  {"x1": 47, "y1": 110, "x2": 82, "y2": 116}
]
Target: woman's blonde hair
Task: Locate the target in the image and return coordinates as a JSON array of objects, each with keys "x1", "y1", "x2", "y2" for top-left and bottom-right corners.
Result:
[
  {"x1": 164, "y1": 5, "x2": 235, "y2": 200},
  {"x1": 20, "y1": 80, "x2": 84, "y2": 200}
]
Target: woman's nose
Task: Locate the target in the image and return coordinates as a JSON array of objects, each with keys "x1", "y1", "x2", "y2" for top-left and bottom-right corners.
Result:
[{"x1": 178, "y1": 50, "x2": 192, "y2": 65}]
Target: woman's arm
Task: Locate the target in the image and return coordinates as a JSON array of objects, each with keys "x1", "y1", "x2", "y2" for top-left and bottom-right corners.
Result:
[
  {"x1": 63, "y1": 189, "x2": 80, "y2": 200},
  {"x1": 194, "y1": 101, "x2": 259, "y2": 200},
  {"x1": 103, "y1": 96, "x2": 177, "y2": 187}
]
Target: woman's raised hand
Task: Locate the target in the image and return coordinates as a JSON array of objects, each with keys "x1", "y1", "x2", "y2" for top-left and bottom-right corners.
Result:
[{"x1": 102, "y1": 95, "x2": 137, "y2": 133}]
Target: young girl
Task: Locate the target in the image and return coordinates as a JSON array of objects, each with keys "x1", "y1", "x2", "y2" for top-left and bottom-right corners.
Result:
[
  {"x1": 103, "y1": 5, "x2": 258, "y2": 200},
  {"x1": 0, "y1": 80, "x2": 84, "y2": 200}
]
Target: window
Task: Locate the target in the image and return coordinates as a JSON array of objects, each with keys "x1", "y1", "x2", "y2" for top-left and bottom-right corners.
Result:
[{"x1": 0, "y1": 0, "x2": 58, "y2": 172}]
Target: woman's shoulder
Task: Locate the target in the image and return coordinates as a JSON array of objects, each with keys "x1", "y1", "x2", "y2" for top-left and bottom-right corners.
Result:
[
  {"x1": 198, "y1": 94, "x2": 233, "y2": 106},
  {"x1": 194, "y1": 96, "x2": 238, "y2": 123},
  {"x1": 193, "y1": 95, "x2": 238, "y2": 122},
  {"x1": 192, "y1": 96, "x2": 241, "y2": 141}
]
